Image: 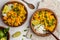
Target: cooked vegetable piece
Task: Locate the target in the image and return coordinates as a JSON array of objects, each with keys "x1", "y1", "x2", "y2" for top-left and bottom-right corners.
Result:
[
  {"x1": 12, "y1": 31, "x2": 21, "y2": 38},
  {"x1": 38, "y1": 11, "x2": 41, "y2": 15},
  {"x1": 30, "y1": 34, "x2": 32, "y2": 38},
  {"x1": 4, "y1": 27, "x2": 9, "y2": 34},
  {"x1": 0, "y1": 30, "x2": 4, "y2": 38},
  {"x1": 24, "y1": 29, "x2": 27, "y2": 32},
  {"x1": 0, "y1": 37, "x2": 7, "y2": 40},
  {"x1": 32, "y1": 20, "x2": 40, "y2": 26},
  {"x1": 0, "y1": 27, "x2": 9, "y2": 40}
]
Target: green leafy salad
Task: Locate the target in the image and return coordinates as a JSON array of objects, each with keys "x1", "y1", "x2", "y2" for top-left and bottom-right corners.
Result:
[{"x1": 0, "y1": 27, "x2": 9, "y2": 40}]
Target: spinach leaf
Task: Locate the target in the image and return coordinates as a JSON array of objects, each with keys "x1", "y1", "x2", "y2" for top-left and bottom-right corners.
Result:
[
  {"x1": 13, "y1": 7, "x2": 20, "y2": 15},
  {"x1": 32, "y1": 24, "x2": 35, "y2": 26},
  {"x1": 49, "y1": 19, "x2": 55, "y2": 26},
  {"x1": 44, "y1": 15, "x2": 47, "y2": 18},
  {"x1": 44, "y1": 10, "x2": 47, "y2": 18},
  {"x1": 39, "y1": 11, "x2": 41, "y2": 15},
  {"x1": 46, "y1": 19, "x2": 51, "y2": 27},
  {"x1": 11, "y1": 5, "x2": 13, "y2": 8},
  {"x1": 45, "y1": 10, "x2": 47, "y2": 14},
  {"x1": 0, "y1": 30, "x2": 4, "y2": 38},
  {"x1": 24, "y1": 29, "x2": 27, "y2": 32},
  {"x1": 4, "y1": 27, "x2": 10, "y2": 34},
  {"x1": 46, "y1": 19, "x2": 49, "y2": 24}
]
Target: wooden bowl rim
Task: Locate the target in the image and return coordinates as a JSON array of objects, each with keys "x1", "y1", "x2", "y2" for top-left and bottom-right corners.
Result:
[
  {"x1": 1, "y1": 1, "x2": 28, "y2": 27},
  {"x1": 30, "y1": 8, "x2": 57, "y2": 37}
]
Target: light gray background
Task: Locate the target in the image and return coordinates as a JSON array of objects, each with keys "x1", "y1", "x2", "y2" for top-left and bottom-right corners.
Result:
[{"x1": 0, "y1": 0, "x2": 60, "y2": 40}]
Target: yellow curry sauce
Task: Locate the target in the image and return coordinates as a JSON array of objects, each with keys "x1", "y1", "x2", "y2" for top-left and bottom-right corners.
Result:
[
  {"x1": 31, "y1": 9, "x2": 57, "y2": 32},
  {"x1": 2, "y1": 2, "x2": 27, "y2": 27}
]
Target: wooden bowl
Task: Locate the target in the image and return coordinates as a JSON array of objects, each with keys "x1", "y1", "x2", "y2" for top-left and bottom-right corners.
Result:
[
  {"x1": 30, "y1": 8, "x2": 57, "y2": 37},
  {"x1": 0, "y1": 26, "x2": 10, "y2": 40},
  {"x1": 1, "y1": 1, "x2": 28, "y2": 27}
]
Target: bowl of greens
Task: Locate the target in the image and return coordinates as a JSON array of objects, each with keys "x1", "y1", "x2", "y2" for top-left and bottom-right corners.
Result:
[{"x1": 0, "y1": 26, "x2": 10, "y2": 40}]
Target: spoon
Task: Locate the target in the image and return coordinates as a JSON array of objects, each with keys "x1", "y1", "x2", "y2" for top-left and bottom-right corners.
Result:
[
  {"x1": 36, "y1": 2, "x2": 40, "y2": 9},
  {"x1": 22, "y1": 0, "x2": 35, "y2": 9},
  {"x1": 47, "y1": 30, "x2": 60, "y2": 40}
]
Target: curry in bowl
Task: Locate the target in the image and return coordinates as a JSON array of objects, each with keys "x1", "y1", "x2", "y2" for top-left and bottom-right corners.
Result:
[
  {"x1": 30, "y1": 8, "x2": 57, "y2": 36},
  {"x1": 1, "y1": 1, "x2": 28, "y2": 27}
]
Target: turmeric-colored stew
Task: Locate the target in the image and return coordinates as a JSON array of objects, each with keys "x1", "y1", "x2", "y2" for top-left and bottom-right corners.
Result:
[
  {"x1": 2, "y1": 2, "x2": 27, "y2": 27},
  {"x1": 31, "y1": 9, "x2": 57, "y2": 33}
]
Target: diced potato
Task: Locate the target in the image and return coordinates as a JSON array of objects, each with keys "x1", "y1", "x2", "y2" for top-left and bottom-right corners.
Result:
[{"x1": 3, "y1": 16, "x2": 7, "y2": 20}]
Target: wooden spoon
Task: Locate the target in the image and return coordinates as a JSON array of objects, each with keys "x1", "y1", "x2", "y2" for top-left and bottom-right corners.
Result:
[
  {"x1": 22, "y1": 0, "x2": 35, "y2": 9},
  {"x1": 36, "y1": 2, "x2": 40, "y2": 9},
  {"x1": 47, "y1": 30, "x2": 60, "y2": 40}
]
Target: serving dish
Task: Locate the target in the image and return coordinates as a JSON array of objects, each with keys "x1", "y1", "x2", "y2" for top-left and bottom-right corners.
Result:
[
  {"x1": 1, "y1": 1, "x2": 28, "y2": 27},
  {"x1": 30, "y1": 8, "x2": 57, "y2": 36},
  {"x1": 0, "y1": 26, "x2": 10, "y2": 40}
]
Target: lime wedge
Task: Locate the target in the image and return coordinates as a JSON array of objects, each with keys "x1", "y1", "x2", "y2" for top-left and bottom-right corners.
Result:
[{"x1": 12, "y1": 31, "x2": 21, "y2": 38}]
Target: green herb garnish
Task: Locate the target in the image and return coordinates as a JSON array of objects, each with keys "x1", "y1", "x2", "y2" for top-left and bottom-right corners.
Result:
[
  {"x1": 46, "y1": 19, "x2": 51, "y2": 27},
  {"x1": 24, "y1": 29, "x2": 27, "y2": 32},
  {"x1": 46, "y1": 19, "x2": 49, "y2": 24},
  {"x1": 38, "y1": 11, "x2": 41, "y2": 15},
  {"x1": 48, "y1": 19, "x2": 55, "y2": 26},
  {"x1": 0, "y1": 27, "x2": 10, "y2": 39},
  {"x1": 11, "y1": 5, "x2": 13, "y2": 8},
  {"x1": 13, "y1": 7, "x2": 20, "y2": 15},
  {"x1": 45, "y1": 10, "x2": 47, "y2": 14},
  {"x1": 23, "y1": 35, "x2": 26, "y2": 37},
  {"x1": 22, "y1": 38, "x2": 24, "y2": 40},
  {"x1": 0, "y1": 30, "x2": 4, "y2": 38},
  {"x1": 4, "y1": 27, "x2": 9, "y2": 34},
  {"x1": 43, "y1": 30, "x2": 47, "y2": 32},
  {"x1": 44, "y1": 10, "x2": 47, "y2": 18},
  {"x1": 44, "y1": 15, "x2": 47, "y2": 18},
  {"x1": 32, "y1": 24, "x2": 35, "y2": 26},
  {"x1": 41, "y1": 20, "x2": 44, "y2": 22},
  {"x1": 30, "y1": 34, "x2": 32, "y2": 38}
]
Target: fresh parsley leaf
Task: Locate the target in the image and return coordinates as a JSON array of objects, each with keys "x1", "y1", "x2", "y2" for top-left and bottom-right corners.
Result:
[
  {"x1": 11, "y1": 5, "x2": 13, "y2": 8},
  {"x1": 30, "y1": 34, "x2": 32, "y2": 38},
  {"x1": 4, "y1": 27, "x2": 10, "y2": 34},
  {"x1": 24, "y1": 29, "x2": 27, "y2": 32},
  {"x1": 23, "y1": 35, "x2": 26, "y2": 37},
  {"x1": 32, "y1": 24, "x2": 35, "y2": 26},
  {"x1": 22, "y1": 38, "x2": 24, "y2": 40}
]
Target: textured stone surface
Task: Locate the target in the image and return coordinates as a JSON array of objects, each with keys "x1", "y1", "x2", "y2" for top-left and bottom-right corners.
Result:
[{"x1": 0, "y1": 0, "x2": 60, "y2": 40}]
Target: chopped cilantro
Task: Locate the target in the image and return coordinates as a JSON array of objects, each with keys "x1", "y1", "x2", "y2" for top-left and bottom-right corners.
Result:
[
  {"x1": 24, "y1": 29, "x2": 27, "y2": 32},
  {"x1": 30, "y1": 34, "x2": 32, "y2": 38}
]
